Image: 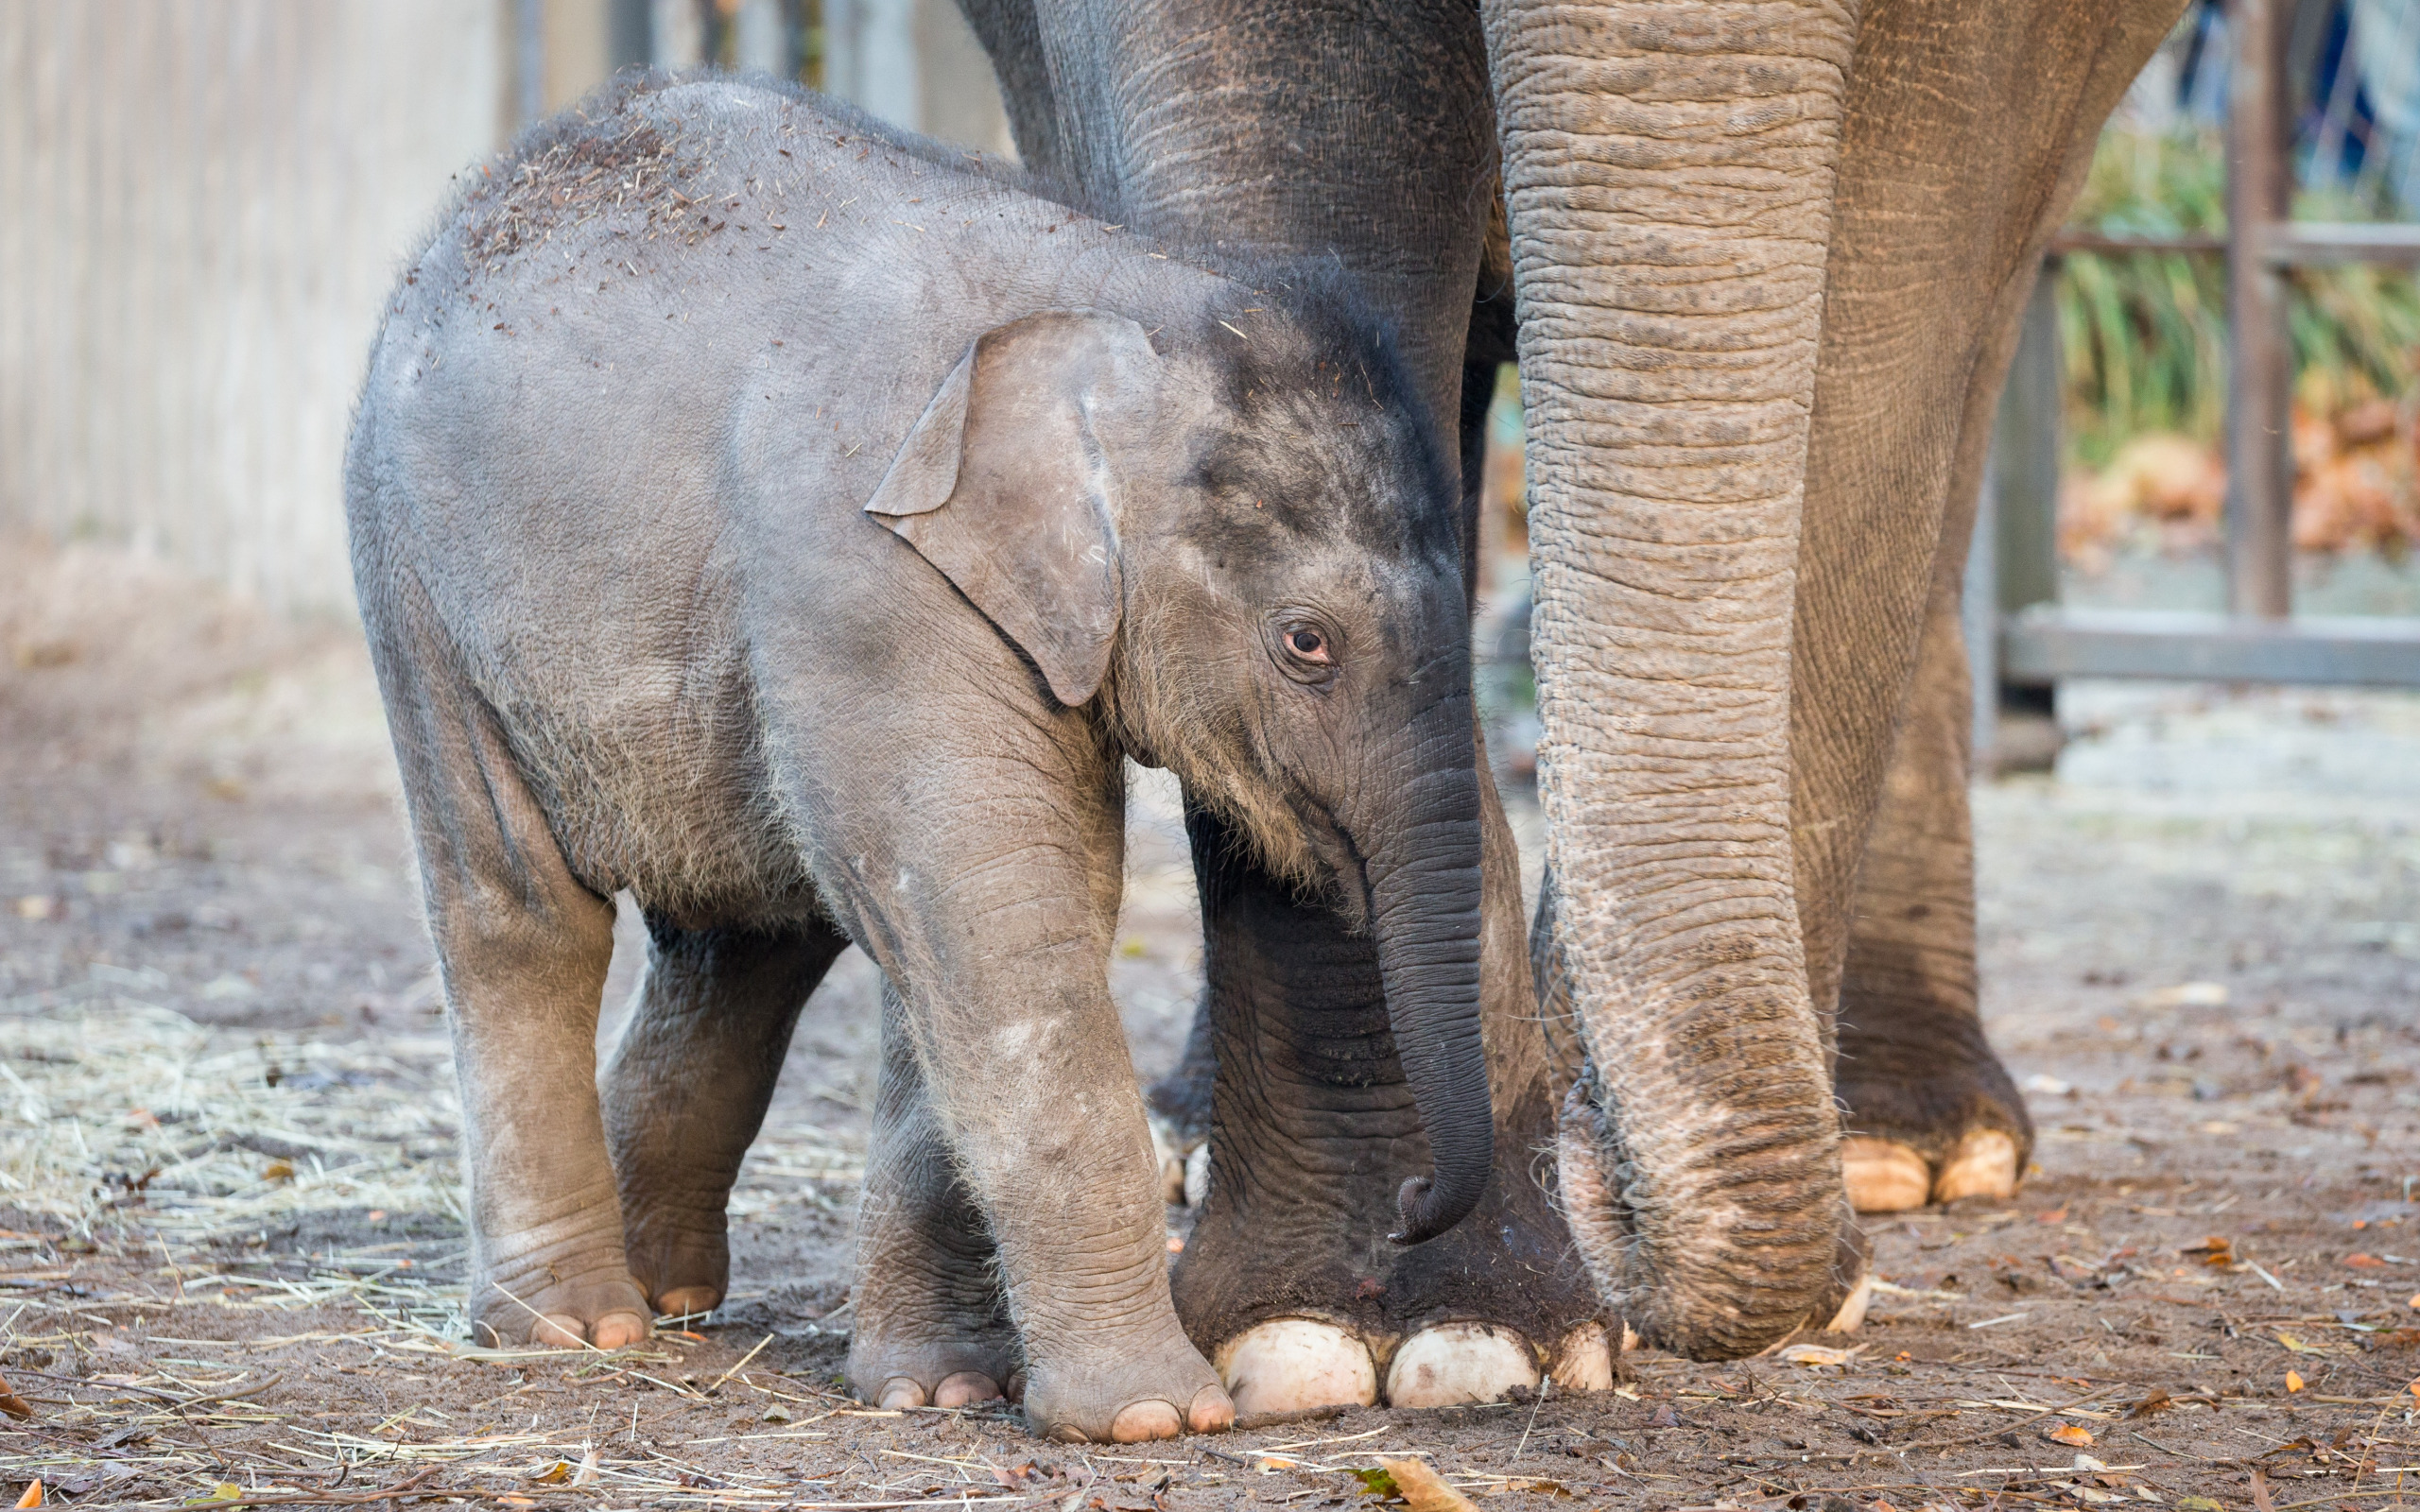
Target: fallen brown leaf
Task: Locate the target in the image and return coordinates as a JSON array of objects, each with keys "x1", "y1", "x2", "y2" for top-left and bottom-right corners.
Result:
[
  {"x1": 2345, "y1": 1254, "x2": 2386, "y2": 1269},
  {"x1": 2249, "y1": 1469, "x2": 2274, "y2": 1512},
  {"x1": 13, "y1": 1481, "x2": 40, "y2": 1509},
  {"x1": 2123, "y1": 1388, "x2": 2172, "y2": 1418},
  {"x1": 2045, "y1": 1422, "x2": 2096, "y2": 1447},
  {"x1": 1378, "y1": 1459, "x2": 1478, "y2": 1512},
  {"x1": 0, "y1": 1375, "x2": 29, "y2": 1420}
]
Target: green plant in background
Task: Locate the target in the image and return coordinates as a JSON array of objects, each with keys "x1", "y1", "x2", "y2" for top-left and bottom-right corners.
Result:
[{"x1": 2056, "y1": 124, "x2": 2420, "y2": 469}]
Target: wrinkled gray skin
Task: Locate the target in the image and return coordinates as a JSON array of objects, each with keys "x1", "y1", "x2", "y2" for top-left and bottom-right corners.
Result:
[
  {"x1": 958, "y1": 0, "x2": 1609, "y2": 1403},
  {"x1": 345, "y1": 76, "x2": 1490, "y2": 1443},
  {"x1": 962, "y1": 0, "x2": 2187, "y2": 1366}
]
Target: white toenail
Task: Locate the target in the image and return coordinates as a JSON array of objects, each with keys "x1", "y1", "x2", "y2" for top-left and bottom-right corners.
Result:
[
  {"x1": 1384, "y1": 1322, "x2": 1539, "y2": 1408},
  {"x1": 1548, "y1": 1322, "x2": 1615, "y2": 1392},
  {"x1": 1841, "y1": 1136, "x2": 1931, "y2": 1212},
  {"x1": 1933, "y1": 1129, "x2": 2019, "y2": 1203},
  {"x1": 1824, "y1": 1271, "x2": 1876, "y2": 1333},
  {"x1": 1213, "y1": 1319, "x2": 1376, "y2": 1415}
]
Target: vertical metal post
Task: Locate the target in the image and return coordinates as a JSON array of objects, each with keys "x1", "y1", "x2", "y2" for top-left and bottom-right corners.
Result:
[
  {"x1": 1963, "y1": 438, "x2": 2001, "y2": 766},
  {"x1": 512, "y1": 0, "x2": 545, "y2": 132},
  {"x1": 1996, "y1": 266, "x2": 2065, "y2": 620},
  {"x1": 735, "y1": 0, "x2": 792, "y2": 76},
  {"x1": 651, "y1": 0, "x2": 705, "y2": 68},
  {"x1": 2224, "y1": 0, "x2": 2293, "y2": 619}
]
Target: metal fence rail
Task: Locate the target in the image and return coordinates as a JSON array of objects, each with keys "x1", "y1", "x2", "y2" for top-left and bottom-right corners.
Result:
[{"x1": 1971, "y1": 0, "x2": 2420, "y2": 754}]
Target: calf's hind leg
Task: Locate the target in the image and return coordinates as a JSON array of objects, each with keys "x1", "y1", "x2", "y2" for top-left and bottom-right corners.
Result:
[
  {"x1": 377, "y1": 620, "x2": 646, "y2": 1350},
  {"x1": 847, "y1": 981, "x2": 1019, "y2": 1411},
  {"x1": 602, "y1": 915, "x2": 852, "y2": 1320}
]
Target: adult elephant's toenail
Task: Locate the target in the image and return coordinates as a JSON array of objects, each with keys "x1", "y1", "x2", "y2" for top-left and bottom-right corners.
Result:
[
  {"x1": 1841, "y1": 1137, "x2": 1931, "y2": 1212},
  {"x1": 1109, "y1": 1400, "x2": 1184, "y2": 1443},
  {"x1": 591, "y1": 1312, "x2": 649, "y2": 1350},
  {"x1": 1046, "y1": 1423, "x2": 1091, "y2": 1444},
  {"x1": 652, "y1": 1285, "x2": 720, "y2": 1321},
  {"x1": 1212, "y1": 1319, "x2": 1376, "y2": 1416},
  {"x1": 877, "y1": 1378, "x2": 927, "y2": 1410},
  {"x1": 1548, "y1": 1322, "x2": 1615, "y2": 1393},
  {"x1": 1384, "y1": 1323, "x2": 1538, "y2": 1408},
  {"x1": 1824, "y1": 1271, "x2": 1876, "y2": 1333},
  {"x1": 932, "y1": 1372, "x2": 1002, "y2": 1408},
  {"x1": 1932, "y1": 1129, "x2": 2019, "y2": 1204}
]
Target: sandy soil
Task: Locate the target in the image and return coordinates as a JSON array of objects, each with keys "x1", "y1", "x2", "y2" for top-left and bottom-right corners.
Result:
[{"x1": 5, "y1": 535, "x2": 2420, "y2": 1511}]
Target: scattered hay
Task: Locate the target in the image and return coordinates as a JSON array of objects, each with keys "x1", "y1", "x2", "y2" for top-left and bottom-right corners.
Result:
[
  {"x1": 0, "y1": 1002, "x2": 462, "y2": 1243},
  {"x1": 0, "y1": 1000, "x2": 864, "y2": 1247}
]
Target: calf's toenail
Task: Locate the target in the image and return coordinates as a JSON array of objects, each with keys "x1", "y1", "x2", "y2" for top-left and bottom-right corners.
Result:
[
  {"x1": 933, "y1": 1372, "x2": 1002, "y2": 1408},
  {"x1": 878, "y1": 1378, "x2": 926, "y2": 1410},
  {"x1": 1109, "y1": 1400, "x2": 1184, "y2": 1442}
]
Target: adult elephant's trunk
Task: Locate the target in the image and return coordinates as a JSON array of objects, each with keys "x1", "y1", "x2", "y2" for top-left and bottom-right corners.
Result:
[
  {"x1": 1348, "y1": 691, "x2": 1491, "y2": 1246},
  {"x1": 1480, "y1": 0, "x2": 1861, "y2": 1356}
]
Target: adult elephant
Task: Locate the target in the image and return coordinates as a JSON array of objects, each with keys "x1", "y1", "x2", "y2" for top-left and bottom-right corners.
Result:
[{"x1": 959, "y1": 0, "x2": 2183, "y2": 1390}]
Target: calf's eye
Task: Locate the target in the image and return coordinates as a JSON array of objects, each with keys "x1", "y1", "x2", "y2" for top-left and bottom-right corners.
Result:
[{"x1": 1285, "y1": 627, "x2": 1331, "y2": 663}]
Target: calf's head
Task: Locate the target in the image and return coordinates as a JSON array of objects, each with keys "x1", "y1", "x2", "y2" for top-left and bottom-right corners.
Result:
[{"x1": 866, "y1": 301, "x2": 1488, "y2": 1243}]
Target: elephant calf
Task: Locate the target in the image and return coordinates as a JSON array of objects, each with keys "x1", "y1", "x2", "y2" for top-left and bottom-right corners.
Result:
[{"x1": 345, "y1": 76, "x2": 1493, "y2": 1443}]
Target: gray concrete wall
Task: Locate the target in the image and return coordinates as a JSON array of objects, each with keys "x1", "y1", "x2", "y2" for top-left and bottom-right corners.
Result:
[
  {"x1": 0, "y1": 0, "x2": 1011, "y2": 612},
  {"x1": 0, "y1": 2, "x2": 507, "y2": 610}
]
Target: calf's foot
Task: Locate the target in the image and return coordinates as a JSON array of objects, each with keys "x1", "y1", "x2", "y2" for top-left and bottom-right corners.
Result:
[
  {"x1": 1021, "y1": 1337, "x2": 1233, "y2": 1442},
  {"x1": 475, "y1": 1203, "x2": 652, "y2": 1349},
  {"x1": 601, "y1": 918, "x2": 852, "y2": 1319}
]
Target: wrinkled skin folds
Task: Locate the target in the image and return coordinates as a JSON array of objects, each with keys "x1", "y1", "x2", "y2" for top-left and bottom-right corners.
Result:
[{"x1": 963, "y1": 0, "x2": 2187, "y2": 1370}]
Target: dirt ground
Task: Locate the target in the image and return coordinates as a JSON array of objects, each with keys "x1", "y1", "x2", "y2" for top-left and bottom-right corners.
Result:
[{"x1": 6, "y1": 533, "x2": 2420, "y2": 1512}]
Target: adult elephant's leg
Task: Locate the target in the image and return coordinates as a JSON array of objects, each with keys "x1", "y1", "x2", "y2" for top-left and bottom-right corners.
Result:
[
  {"x1": 1788, "y1": 0, "x2": 2175, "y2": 1211},
  {"x1": 1834, "y1": 580, "x2": 2031, "y2": 1213},
  {"x1": 848, "y1": 980, "x2": 1019, "y2": 1410},
  {"x1": 600, "y1": 915, "x2": 852, "y2": 1319},
  {"x1": 1146, "y1": 239, "x2": 1526, "y2": 1211},
  {"x1": 1171, "y1": 804, "x2": 1607, "y2": 1416}
]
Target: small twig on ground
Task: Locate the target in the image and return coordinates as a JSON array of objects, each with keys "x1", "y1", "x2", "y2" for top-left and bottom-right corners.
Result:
[
  {"x1": 707, "y1": 1332, "x2": 774, "y2": 1395},
  {"x1": 1901, "y1": 1385, "x2": 2120, "y2": 1452},
  {"x1": 175, "y1": 1465, "x2": 441, "y2": 1507},
  {"x1": 9, "y1": 1369, "x2": 183, "y2": 1403},
  {"x1": 1512, "y1": 1379, "x2": 1550, "y2": 1463},
  {"x1": 172, "y1": 1371, "x2": 285, "y2": 1412}
]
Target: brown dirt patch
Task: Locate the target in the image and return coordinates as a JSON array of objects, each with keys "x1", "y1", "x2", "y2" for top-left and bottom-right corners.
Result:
[{"x1": 5, "y1": 535, "x2": 2419, "y2": 1509}]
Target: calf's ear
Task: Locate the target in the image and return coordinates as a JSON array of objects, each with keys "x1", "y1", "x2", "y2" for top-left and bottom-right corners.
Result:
[{"x1": 866, "y1": 309, "x2": 1156, "y2": 707}]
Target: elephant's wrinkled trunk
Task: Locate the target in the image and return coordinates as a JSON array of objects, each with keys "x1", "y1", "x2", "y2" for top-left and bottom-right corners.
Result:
[
  {"x1": 1348, "y1": 704, "x2": 1491, "y2": 1246},
  {"x1": 1480, "y1": 0, "x2": 1863, "y2": 1355}
]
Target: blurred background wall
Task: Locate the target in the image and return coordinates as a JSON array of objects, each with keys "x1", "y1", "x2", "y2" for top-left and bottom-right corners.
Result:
[{"x1": 0, "y1": 0, "x2": 1010, "y2": 612}]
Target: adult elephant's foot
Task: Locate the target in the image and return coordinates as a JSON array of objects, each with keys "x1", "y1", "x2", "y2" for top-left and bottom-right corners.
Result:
[
  {"x1": 1210, "y1": 1317, "x2": 1613, "y2": 1415},
  {"x1": 1841, "y1": 1128, "x2": 2021, "y2": 1211},
  {"x1": 1022, "y1": 1340, "x2": 1235, "y2": 1442},
  {"x1": 1835, "y1": 1015, "x2": 2032, "y2": 1213},
  {"x1": 473, "y1": 1218, "x2": 651, "y2": 1349},
  {"x1": 1167, "y1": 802, "x2": 1610, "y2": 1411},
  {"x1": 1170, "y1": 1043, "x2": 1608, "y2": 1412}
]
